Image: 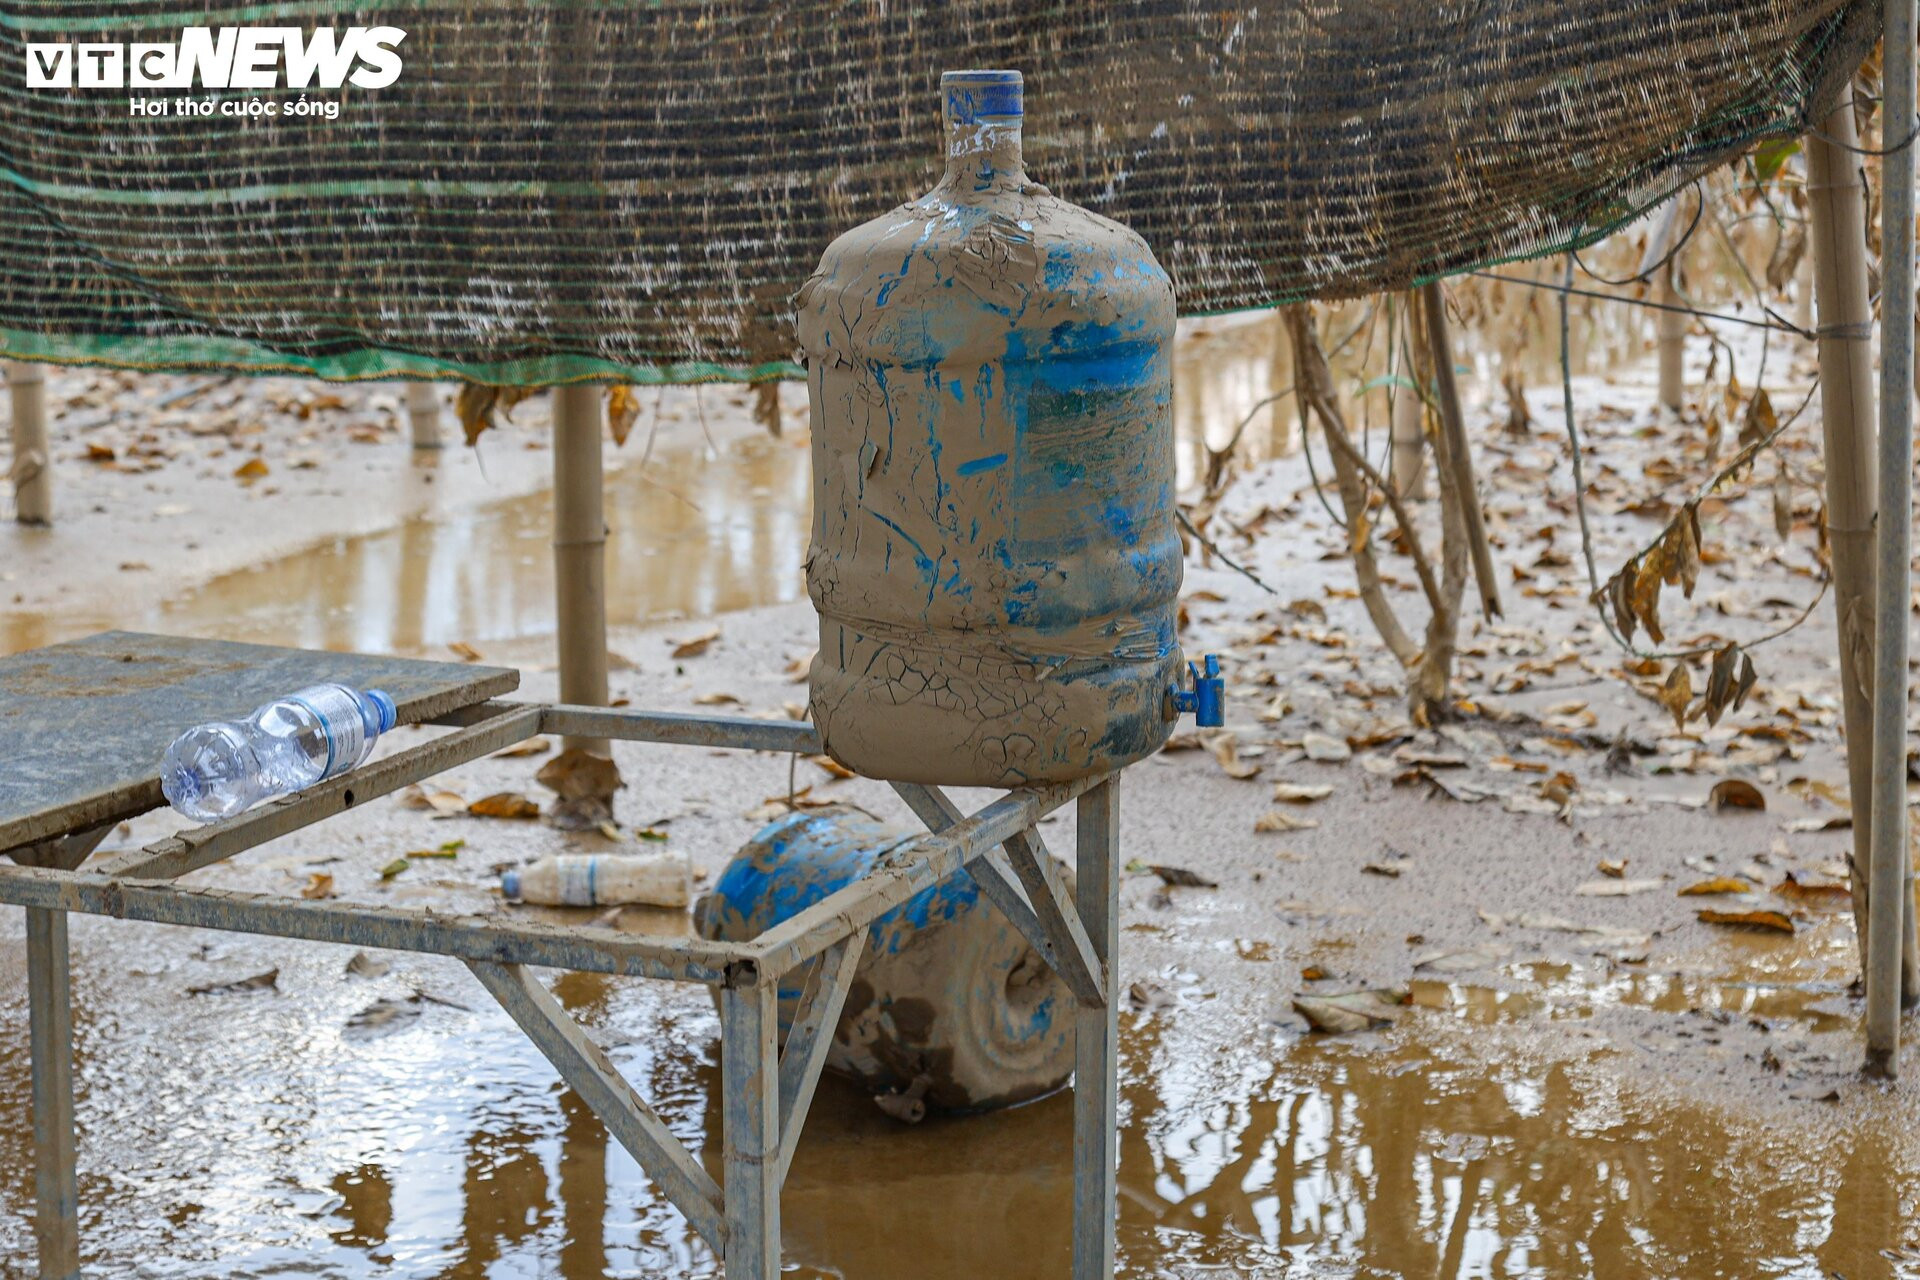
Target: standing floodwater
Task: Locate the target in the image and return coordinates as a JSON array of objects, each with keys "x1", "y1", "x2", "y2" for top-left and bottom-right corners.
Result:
[
  {"x1": 160, "y1": 684, "x2": 396, "y2": 821},
  {"x1": 797, "y1": 69, "x2": 1182, "y2": 788}
]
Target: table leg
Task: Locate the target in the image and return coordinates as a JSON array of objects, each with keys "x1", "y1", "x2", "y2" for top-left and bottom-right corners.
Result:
[
  {"x1": 721, "y1": 979, "x2": 779, "y2": 1279},
  {"x1": 28, "y1": 905, "x2": 79, "y2": 1279},
  {"x1": 1073, "y1": 776, "x2": 1120, "y2": 1280}
]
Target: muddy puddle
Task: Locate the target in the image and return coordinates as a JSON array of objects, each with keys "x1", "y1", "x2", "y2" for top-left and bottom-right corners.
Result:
[
  {"x1": 10, "y1": 294, "x2": 1859, "y2": 1279},
  {"x1": 5, "y1": 301, "x2": 1655, "y2": 660},
  {"x1": 0, "y1": 923, "x2": 1895, "y2": 1279}
]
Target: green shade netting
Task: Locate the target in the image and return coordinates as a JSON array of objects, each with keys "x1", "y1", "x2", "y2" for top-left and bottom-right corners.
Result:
[{"x1": 0, "y1": 0, "x2": 1877, "y2": 385}]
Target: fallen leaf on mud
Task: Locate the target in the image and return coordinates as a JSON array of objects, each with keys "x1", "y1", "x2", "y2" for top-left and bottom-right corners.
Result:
[
  {"x1": 1363, "y1": 859, "x2": 1410, "y2": 878},
  {"x1": 1303, "y1": 733, "x2": 1352, "y2": 763},
  {"x1": 694, "y1": 691, "x2": 742, "y2": 706},
  {"x1": 299, "y1": 872, "x2": 335, "y2": 899},
  {"x1": 447, "y1": 640, "x2": 483, "y2": 662},
  {"x1": 1294, "y1": 988, "x2": 1408, "y2": 1033},
  {"x1": 345, "y1": 996, "x2": 422, "y2": 1039},
  {"x1": 1773, "y1": 872, "x2": 1852, "y2": 907},
  {"x1": 408, "y1": 840, "x2": 463, "y2": 860},
  {"x1": 379, "y1": 858, "x2": 410, "y2": 879},
  {"x1": 1300, "y1": 965, "x2": 1330, "y2": 981},
  {"x1": 1394, "y1": 746, "x2": 1469, "y2": 769},
  {"x1": 85, "y1": 442, "x2": 115, "y2": 462},
  {"x1": 1598, "y1": 859, "x2": 1628, "y2": 878},
  {"x1": 493, "y1": 736, "x2": 552, "y2": 758},
  {"x1": 1412, "y1": 943, "x2": 1511, "y2": 974},
  {"x1": 1575, "y1": 878, "x2": 1663, "y2": 896},
  {"x1": 1254, "y1": 809, "x2": 1319, "y2": 834},
  {"x1": 187, "y1": 968, "x2": 278, "y2": 996},
  {"x1": 401, "y1": 785, "x2": 467, "y2": 815},
  {"x1": 537, "y1": 750, "x2": 624, "y2": 803},
  {"x1": 1708, "y1": 779, "x2": 1766, "y2": 812},
  {"x1": 1783, "y1": 815, "x2": 1851, "y2": 832},
  {"x1": 1271, "y1": 782, "x2": 1334, "y2": 804},
  {"x1": 1126, "y1": 981, "x2": 1179, "y2": 1012},
  {"x1": 1679, "y1": 877, "x2": 1752, "y2": 896},
  {"x1": 1210, "y1": 735, "x2": 1262, "y2": 780},
  {"x1": 1503, "y1": 792, "x2": 1563, "y2": 816},
  {"x1": 232, "y1": 457, "x2": 269, "y2": 482},
  {"x1": 468, "y1": 792, "x2": 541, "y2": 819},
  {"x1": 1538, "y1": 771, "x2": 1579, "y2": 805},
  {"x1": 808, "y1": 754, "x2": 857, "y2": 780},
  {"x1": 1148, "y1": 864, "x2": 1218, "y2": 888},
  {"x1": 1698, "y1": 907, "x2": 1795, "y2": 934},
  {"x1": 670, "y1": 629, "x2": 720, "y2": 658},
  {"x1": 344, "y1": 952, "x2": 390, "y2": 979}
]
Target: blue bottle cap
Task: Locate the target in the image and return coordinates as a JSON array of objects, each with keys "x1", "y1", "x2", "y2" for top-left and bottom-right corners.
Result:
[
  {"x1": 501, "y1": 869, "x2": 521, "y2": 899},
  {"x1": 942, "y1": 69, "x2": 1022, "y2": 124},
  {"x1": 366, "y1": 688, "x2": 397, "y2": 734}
]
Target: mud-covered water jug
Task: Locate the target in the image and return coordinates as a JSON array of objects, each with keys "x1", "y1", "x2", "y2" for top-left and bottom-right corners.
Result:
[
  {"x1": 695, "y1": 806, "x2": 1075, "y2": 1113},
  {"x1": 796, "y1": 68, "x2": 1183, "y2": 788}
]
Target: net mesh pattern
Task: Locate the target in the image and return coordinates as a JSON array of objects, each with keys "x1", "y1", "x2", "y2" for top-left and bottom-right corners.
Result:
[{"x1": 0, "y1": 1, "x2": 1877, "y2": 385}]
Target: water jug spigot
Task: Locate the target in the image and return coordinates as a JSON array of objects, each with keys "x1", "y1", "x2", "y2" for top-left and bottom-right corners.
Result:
[{"x1": 1168, "y1": 655, "x2": 1224, "y2": 727}]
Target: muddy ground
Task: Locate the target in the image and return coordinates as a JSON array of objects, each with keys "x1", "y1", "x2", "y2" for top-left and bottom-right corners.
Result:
[{"x1": 3, "y1": 309, "x2": 1919, "y2": 1278}]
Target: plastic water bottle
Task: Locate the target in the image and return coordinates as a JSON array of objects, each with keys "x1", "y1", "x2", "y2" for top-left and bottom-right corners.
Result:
[
  {"x1": 160, "y1": 684, "x2": 397, "y2": 822},
  {"x1": 502, "y1": 853, "x2": 691, "y2": 908}
]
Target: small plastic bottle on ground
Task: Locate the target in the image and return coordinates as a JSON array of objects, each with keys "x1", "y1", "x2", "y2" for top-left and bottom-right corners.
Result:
[
  {"x1": 501, "y1": 853, "x2": 691, "y2": 908},
  {"x1": 161, "y1": 684, "x2": 397, "y2": 823}
]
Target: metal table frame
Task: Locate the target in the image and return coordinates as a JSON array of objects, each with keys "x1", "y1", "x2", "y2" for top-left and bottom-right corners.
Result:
[{"x1": 0, "y1": 697, "x2": 1123, "y2": 1279}]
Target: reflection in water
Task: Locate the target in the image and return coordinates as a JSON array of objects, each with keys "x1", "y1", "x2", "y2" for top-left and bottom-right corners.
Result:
[
  {"x1": 5, "y1": 300, "x2": 1654, "y2": 659},
  {"x1": 0, "y1": 930, "x2": 1906, "y2": 1279},
  {"x1": 159, "y1": 431, "x2": 816, "y2": 654}
]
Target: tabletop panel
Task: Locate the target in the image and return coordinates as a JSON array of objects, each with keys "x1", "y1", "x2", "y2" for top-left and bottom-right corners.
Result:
[{"x1": 0, "y1": 631, "x2": 518, "y2": 851}]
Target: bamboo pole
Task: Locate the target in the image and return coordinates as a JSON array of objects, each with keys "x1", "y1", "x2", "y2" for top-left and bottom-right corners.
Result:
[
  {"x1": 1418, "y1": 282, "x2": 1502, "y2": 620},
  {"x1": 405, "y1": 381, "x2": 444, "y2": 450},
  {"x1": 1390, "y1": 293, "x2": 1428, "y2": 499},
  {"x1": 1636, "y1": 196, "x2": 1690, "y2": 415},
  {"x1": 552, "y1": 384, "x2": 611, "y2": 758},
  {"x1": 1806, "y1": 105, "x2": 1886, "y2": 992},
  {"x1": 1655, "y1": 260, "x2": 1686, "y2": 414},
  {"x1": 1866, "y1": 0, "x2": 1918, "y2": 1077},
  {"x1": 6, "y1": 362, "x2": 51, "y2": 525}
]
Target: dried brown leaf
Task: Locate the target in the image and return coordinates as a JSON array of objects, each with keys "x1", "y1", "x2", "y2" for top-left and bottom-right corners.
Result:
[
  {"x1": 671, "y1": 629, "x2": 720, "y2": 659},
  {"x1": 1698, "y1": 907, "x2": 1794, "y2": 934},
  {"x1": 606, "y1": 385, "x2": 640, "y2": 447},
  {"x1": 1659, "y1": 663, "x2": 1693, "y2": 730},
  {"x1": 1708, "y1": 779, "x2": 1767, "y2": 812},
  {"x1": 1293, "y1": 988, "x2": 1409, "y2": 1033},
  {"x1": 1773, "y1": 872, "x2": 1852, "y2": 907},
  {"x1": 1254, "y1": 809, "x2": 1320, "y2": 833},
  {"x1": 468, "y1": 792, "x2": 542, "y2": 819},
  {"x1": 535, "y1": 750, "x2": 624, "y2": 802},
  {"x1": 1678, "y1": 876, "x2": 1752, "y2": 896}
]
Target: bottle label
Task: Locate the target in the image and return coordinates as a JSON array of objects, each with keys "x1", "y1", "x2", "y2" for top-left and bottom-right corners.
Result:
[
  {"x1": 285, "y1": 684, "x2": 369, "y2": 781},
  {"x1": 556, "y1": 857, "x2": 599, "y2": 906}
]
